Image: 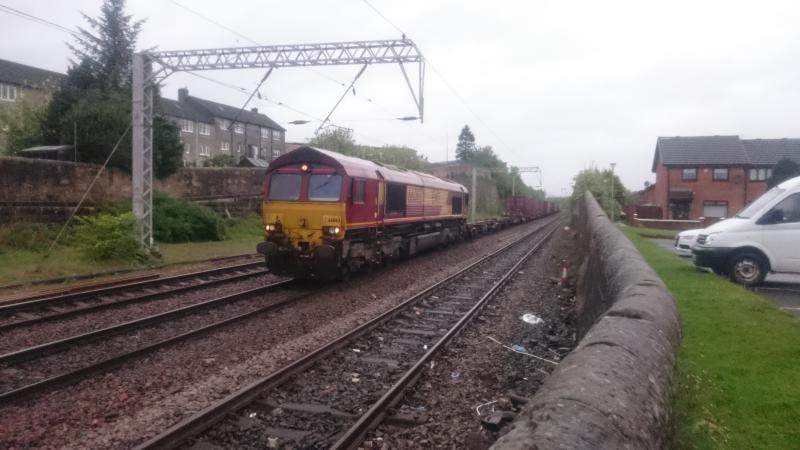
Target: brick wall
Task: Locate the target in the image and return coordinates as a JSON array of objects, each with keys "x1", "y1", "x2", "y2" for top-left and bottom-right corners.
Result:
[{"x1": 652, "y1": 163, "x2": 771, "y2": 220}]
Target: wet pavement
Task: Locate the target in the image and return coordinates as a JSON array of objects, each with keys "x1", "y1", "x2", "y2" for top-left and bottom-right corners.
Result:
[{"x1": 647, "y1": 238, "x2": 800, "y2": 317}]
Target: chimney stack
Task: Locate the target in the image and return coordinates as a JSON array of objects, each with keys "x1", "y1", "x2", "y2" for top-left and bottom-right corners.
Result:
[
  {"x1": 178, "y1": 87, "x2": 189, "y2": 101},
  {"x1": 251, "y1": 107, "x2": 259, "y2": 113}
]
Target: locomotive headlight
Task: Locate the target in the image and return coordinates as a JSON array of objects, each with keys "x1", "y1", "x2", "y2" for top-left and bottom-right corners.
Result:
[
  {"x1": 323, "y1": 226, "x2": 341, "y2": 235},
  {"x1": 300, "y1": 163, "x2": 310, "y2": 172},
  {"x1": 265, "y1": 224, "x2": 275, "y2": 232}
]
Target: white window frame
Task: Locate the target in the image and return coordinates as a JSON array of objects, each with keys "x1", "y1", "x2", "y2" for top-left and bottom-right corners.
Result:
[
  {"x1": 236, "y1": 143, "x2": 242, "y2": 153},
  {"x1": 218, "y1": 119, "x2": 230, "y2": 130},
  {"x1": 261, "y1": 127, "x2": 270, "y2": 139},
  {"x1": 198, "y1": 122, "x2": 212, "y2": 136},
  {"x1": 703, "y1": 201, "x2": 728, "y2": 218},
  {"x1": 181, "y1": 119, "x2": 194, "y2": 133},
  {"x1": 184, "y1": 143, "x2": 191, "y2": 154},
  {"x1": 0, "y1": 83, "x2": 17, "y2": 102},
  {"x1": 272, "y1": 130, "x2": 283, "y2": 142},
  {"x1": 199, "y1": 145, "x2": 210, "y2": 157},
  {"x1": 220, "y1": 141, "x2": 230, "y2": 152},
  {"x1": 233, "y1": 123, "x2": 244, "y2": 134},
  {"x1": 272, "y1": 148, "x2": 281, "y2": 159}
]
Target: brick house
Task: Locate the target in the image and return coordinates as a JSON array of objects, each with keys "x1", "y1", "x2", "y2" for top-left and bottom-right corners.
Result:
[
  {"x1": 160, "y1": 88, "x2": 285, "y2": 166},
  {"x1": 649, "y1": 136, "x2": 800, "y2": 220},
  {"x1": 0, "y1": 59, "x2": 64, "y2": 152}
]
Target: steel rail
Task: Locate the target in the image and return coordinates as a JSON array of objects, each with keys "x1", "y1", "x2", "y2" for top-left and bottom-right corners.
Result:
[
  {"x1": 0, "y1": 279, "x2": 293, "y2": 366},
  {"x1": 332, "y1": 220, "x2": 563, "y2": 449},
  {"x1": 134, "y1": 214, "x2": 563, "y2": 450},
  {"x1": 0, "y1": 287, "x2": 316, "y2": 405},
  {"x1": 0, "y1": 260, "x2": 263, "y2": 314},
  {"x1": 0, "y1": 266, "x2": 270, "y2": 333}
]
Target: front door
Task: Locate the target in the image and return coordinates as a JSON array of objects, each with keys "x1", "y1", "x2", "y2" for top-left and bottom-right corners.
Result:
[{"x1": 761, "y1": 193, "x2": 800, "y2": 272}]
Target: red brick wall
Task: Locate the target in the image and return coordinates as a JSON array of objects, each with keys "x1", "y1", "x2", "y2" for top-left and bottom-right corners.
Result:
[{"x1": 652, "y1": 163, "x2": 758, "y2": 219}]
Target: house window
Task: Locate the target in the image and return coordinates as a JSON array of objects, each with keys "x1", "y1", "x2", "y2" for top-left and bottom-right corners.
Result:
[
  {"x1": 261, "y1": 128, "x2": 270, "y2": 139},
  {"x1": 352, "y1": 179, "x2": 365, "y2": 204},
  {"x1": 198, "y1": 123, "x2": 212, "y2": 136},
  {"x1": 199, "y1": 145, "x2": 210, "y2": 156},
  {"x1": 218, "y1": 119, "x2": 230, "y2": 130},
  {"x1": 220, "y1": 142, "x2": 230, "y2": 152},
  {"x1": 712, "y1": 168, "x2": 729, "y2": 181},
  {"x1": 236, "y1": 144, "x2": 242, "y2": 153},
  {"x1": 0, "y1": 83, "x2": 17, "y2": 102},
  {"x1": 272, "y1": 130, "x2": 283, "y2": 142},
  {"x1": 749, "y1": 168, "x2": 772, "y2": 181},
  {"x1": 272, "y1": 149, "x2": 281, "y2": 159},
  {"x1": 233, "y1": 123, "x2": 244, "y2": 134},
  {"x1": 703, "y1": 201, "x2": 728, "y2": 218},
  {"x1": 681, "y1": 168, "x2": 697, "y2": 181},
  {"x1": 184, "y1": 143, "x2": 191, "y2": 154},
  {"x1": 181, "y1": 119, "x2": 194, "y2": 133}
]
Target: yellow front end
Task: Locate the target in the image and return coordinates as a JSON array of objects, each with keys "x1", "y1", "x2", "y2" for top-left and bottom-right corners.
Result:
[
  {"x1": 259, "y1": 200, "x2": 347, "y2": 280},
  {"x1": 262, "y1": 201, "x2": 346, "y2": 248}
]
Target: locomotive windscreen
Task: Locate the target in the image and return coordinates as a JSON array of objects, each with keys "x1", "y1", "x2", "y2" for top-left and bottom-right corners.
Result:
[
  {"x1": 386, "y1": 183, "x2": 407, "y2": 214},
  {"x1": 269, "y1": 174, "x2": 301, "y2": 201},
  {"x1": 309, "y1": 174, "x2": 342, "y2": 201}
]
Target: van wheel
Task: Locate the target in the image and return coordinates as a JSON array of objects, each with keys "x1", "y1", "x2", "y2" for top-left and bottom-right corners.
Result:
[{"x1": 729, "y1": 253, "x2": 767, "y2": 287}]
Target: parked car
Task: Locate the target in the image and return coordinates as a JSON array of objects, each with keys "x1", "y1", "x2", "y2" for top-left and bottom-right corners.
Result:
[
  {"x1": 692, "y1": 175, "x2": 800, "y2": 286},
  {"x1": 674, "y1": 229, "x2": 703, "y2": 257}
]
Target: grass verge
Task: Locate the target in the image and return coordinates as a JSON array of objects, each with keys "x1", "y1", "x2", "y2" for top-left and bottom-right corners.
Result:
[
  {"x1": 0, "y1": 214, "x2": 264, "y2": 288},
  {"x1": 622, "y1": 228, "x2": 800, "y2": 449},
  {"x1": 626, "y1": 225, "x2": 679, "y2": 240}
]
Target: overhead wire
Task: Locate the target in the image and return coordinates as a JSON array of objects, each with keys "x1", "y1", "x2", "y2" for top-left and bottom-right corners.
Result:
[
  {"x1": 358, "y1": 0, "x2": 525, "y2": 160},
  {"x1": 0, "y1": 3, "x2": 81, "y2": 37},
  {"x1": 182, "y1": 71, "x2": 391, "y2": 146},
  {"x1": 166, "y1": 0, "x2": 399, "y2": 117}
]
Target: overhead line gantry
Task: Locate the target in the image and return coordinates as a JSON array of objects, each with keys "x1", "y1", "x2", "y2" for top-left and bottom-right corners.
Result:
[{"x1": 132, "y1": 39, "x2": 425, "y2": 249}]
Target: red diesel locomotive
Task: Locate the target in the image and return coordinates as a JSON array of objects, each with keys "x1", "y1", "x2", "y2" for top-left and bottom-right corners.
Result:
[{"x1": 257, "y1": 146, "x2": 469, "y2": 280}]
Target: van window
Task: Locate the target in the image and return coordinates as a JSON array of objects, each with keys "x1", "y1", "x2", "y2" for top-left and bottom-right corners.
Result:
[
  {"x1": 763, "y1": 193, "x2": 800, "y2": 224},
  {"x1": 737, "y1": 187, "x2": 786, "y2": 218},
  {"x1": 269, "y1": 173, "x2": 301, "y2": 201},
  {"x1": 309, "y1": 174, "x2": 342, "y2": 201}
]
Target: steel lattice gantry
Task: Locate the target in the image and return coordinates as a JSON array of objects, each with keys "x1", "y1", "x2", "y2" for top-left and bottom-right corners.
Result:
[{"x1": 132, "y1": 39, "x2": 425, "y2": 249}]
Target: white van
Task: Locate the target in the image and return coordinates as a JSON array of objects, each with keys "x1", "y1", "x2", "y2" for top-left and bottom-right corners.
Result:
[{"x1": 692, "y1": 175, "x2": 800, "y2": 286}]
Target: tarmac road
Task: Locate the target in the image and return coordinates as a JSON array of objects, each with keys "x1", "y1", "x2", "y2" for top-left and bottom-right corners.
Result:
[{"x1": 649, "y1": 238, "x2": 800, "y2": 317}]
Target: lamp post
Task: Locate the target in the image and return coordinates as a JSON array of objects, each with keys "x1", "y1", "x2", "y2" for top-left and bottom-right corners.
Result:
[{"x1": 609, "y1": 162, "x2": 616, "y2": 222}]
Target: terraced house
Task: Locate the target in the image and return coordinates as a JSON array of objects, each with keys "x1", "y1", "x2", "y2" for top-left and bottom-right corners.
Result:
[
  {"x1": 644, "y1": 135, "x2": 800, "y2": 220},
  {"x1": 160, "y1": 88, "x2": 286, "y2": 166},
  {"x1": 0, "y1": 59, "x2": 64, "y2": 152}
]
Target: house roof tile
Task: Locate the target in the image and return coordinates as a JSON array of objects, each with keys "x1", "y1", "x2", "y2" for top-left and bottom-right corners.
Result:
[
  {"x1": 0, "y1": 59, "x2": 64, "y2": 89},
  {"x1": 158, "y1": 94, "x2": 285, "y2": 131}
]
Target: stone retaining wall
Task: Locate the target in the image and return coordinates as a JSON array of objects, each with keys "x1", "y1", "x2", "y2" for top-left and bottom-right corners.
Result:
[
  {"x1": 492, "y1": 192, "x2": 681, "y2": 449},
  {"x1": 0, "y1": 157, "x2": 266, "y2": 222}
]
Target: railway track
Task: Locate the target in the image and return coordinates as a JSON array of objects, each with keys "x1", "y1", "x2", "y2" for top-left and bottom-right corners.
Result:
[
  {"x1": 0, "y1": 260, "x2": 268, "y2": 334},
  {"x1": 0, "y1": 278, "x2": 309, "y2": 404},
  {"x1": 135, "y1": 214, "x2": 563, "y2": 450}
]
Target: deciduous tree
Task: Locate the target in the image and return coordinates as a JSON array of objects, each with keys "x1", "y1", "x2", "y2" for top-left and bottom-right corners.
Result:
[{"x1": 767, "y1": 158, "x2": 800, "y2": 188}]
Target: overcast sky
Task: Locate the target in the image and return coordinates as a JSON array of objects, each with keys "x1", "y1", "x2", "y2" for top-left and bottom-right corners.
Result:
[{"x1": 3, "y1": 0, "x2": 800, "y2": 195}]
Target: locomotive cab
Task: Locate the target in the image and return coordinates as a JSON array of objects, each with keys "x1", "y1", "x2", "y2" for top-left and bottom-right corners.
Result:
[{"x1": 259, "y1": 160, "x2": 346, "y2": 280}]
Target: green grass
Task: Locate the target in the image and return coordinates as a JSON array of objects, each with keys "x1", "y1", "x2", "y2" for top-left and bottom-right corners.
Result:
[
  {"x1": 627, "y1": 226, "x2": 678, "y2": 240},
  {"x1": 0, "y1": 215, "x2": 264, "y2": 288},
  {"x1": 623, "y1": 229, "x2": 800, "y2": 449}
]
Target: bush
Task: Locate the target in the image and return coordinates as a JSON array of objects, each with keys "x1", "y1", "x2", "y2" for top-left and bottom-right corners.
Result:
[
  {"x1": 0, "y1": 223, "x2": 61, "y2": 252},
  {"x1": 74, "y1": 212, "x2": 144, "y2": 261},
  {"x1": 153, "y1": 193, "x2": 226, "y2": 242}
]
